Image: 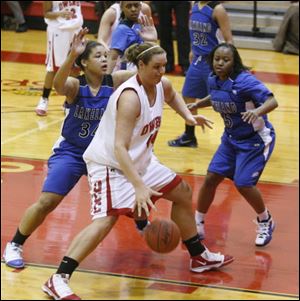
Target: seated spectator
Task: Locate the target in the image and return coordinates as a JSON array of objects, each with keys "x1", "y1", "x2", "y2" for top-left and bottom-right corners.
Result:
[
  {"x1": 5, "y1": 1, "x2": 28, "y2": 32},
  {"x1": 273, "y1": 1, "x2": 299, "y2": 55}
]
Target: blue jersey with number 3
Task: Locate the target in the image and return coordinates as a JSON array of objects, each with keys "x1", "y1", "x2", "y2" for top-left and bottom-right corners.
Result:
[
  {"x1": 60, "y1": 74, "x2": 114, "y2": 152},
  {"x1": 189, "y1": 2, "x2": 220, "y2": 58}
]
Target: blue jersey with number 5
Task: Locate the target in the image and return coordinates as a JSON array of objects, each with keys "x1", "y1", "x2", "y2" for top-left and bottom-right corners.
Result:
[
  {"x1": 208, "y1": 71, "x2": 274, "y2": 140},
  {"x1": 59, "y1": 74, "x2": 114, "y2": 153}
]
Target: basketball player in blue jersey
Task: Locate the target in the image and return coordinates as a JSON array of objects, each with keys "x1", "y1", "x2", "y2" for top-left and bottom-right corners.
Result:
[
  {"x1": 107, "y1": 1, "x2": 157, "y2": 73},
  {"x1": 188, "y1": 43, "x2": 278, "y2": 246},
  {"x1": 168, "y1": 1, "x2": 233, "y2": 147},
  {"x1": 3, "y1": 28, "x2": 138, "y2": 269}
]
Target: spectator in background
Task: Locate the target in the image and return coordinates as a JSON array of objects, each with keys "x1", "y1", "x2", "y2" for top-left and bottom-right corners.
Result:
[
  {"x1": 152, "y1": 1, "x2": 191, "y2": 75},
  {"x1": 5, "y1": 1, "x2": 28, "y2": 32},
  {"x1": 273, "y1": 1, "x2": 299, "y2": 55}
]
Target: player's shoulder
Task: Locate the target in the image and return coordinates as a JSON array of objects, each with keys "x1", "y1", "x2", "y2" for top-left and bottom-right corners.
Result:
[
  {"x1": 233, "y1": 71, "x2": 261, "y2": 91},
  {"x1": 235, "y1": 71, "x2": 259, "y2": 85}
]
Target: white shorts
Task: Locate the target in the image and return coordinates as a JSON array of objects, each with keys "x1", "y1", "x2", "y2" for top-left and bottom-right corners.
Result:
[
  {"x1": 45, "y1": 26, "x2": 81, "y2": 72},
  {"x1": 86, "y1": 157, "x2": 182, "y2": 220}
]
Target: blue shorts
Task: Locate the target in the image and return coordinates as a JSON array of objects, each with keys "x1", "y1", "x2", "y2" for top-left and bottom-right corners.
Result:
[
  {"x1": 182, "y1": 57, "x2": 211, "y2": 99},
  {"x1": 42, "y1": 148, "x2": 87, "y2": 196},
  {"x1": 208, "y1": 131, "x2": 276, "y2": 187}
]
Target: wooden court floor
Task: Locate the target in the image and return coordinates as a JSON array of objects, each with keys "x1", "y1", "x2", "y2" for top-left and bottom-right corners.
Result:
[{"x1": 1, "y1": 30, "x2": 299, "y2": 300}]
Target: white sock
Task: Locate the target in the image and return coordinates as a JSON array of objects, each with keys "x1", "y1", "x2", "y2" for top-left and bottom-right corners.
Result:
[
  {"x1": 195, "y1": 211, "x2": 205, "y2": 224},
  {"x1": 258, "y1": 209, "x2": 269, "y2": 222}
]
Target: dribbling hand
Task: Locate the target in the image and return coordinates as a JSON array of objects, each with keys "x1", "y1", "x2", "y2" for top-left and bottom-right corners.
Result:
[{"x1": 133, "y1": 186, "x2": 160, "y2": 217}]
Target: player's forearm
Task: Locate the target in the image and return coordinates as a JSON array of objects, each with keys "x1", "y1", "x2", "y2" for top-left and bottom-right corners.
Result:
[
  {"x1": 256, "y1": 96, "x2": 278, "y2": 116},
  {"x1": 168, "y1": 93, "x2": 194, "y2": 121},
  {"x1": 195, "y1": 95, "x2": 212, "y2": 108},
  {"x1": 107, "y1": 53, "x2": 119, "y2": 74},
  {"x1": 54, "y1": 55, "x2": 77, "y2": 94}
]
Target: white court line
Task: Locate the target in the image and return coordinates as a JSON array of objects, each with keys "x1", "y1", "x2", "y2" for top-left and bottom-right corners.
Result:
[{"x1": 1, "y1": 118, "x2": 64, "y2": 145}]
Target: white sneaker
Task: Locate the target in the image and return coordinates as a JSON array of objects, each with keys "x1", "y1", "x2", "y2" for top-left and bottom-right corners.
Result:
[
  {"x1": 36, "y1": 97, "x2": 49, "y2": 116},
  {"x1": 42, "y1": 273, "x2": 81, "y2": 300},
  {"x1": 254, "y1": 215, "x2": 275, "y2": 246},
  {"x1": 190, "y1": 248, "x2": 234, "y2": 273},
  {"x1": 3, "y1": 242, "x2": 24, "y2": 269}
]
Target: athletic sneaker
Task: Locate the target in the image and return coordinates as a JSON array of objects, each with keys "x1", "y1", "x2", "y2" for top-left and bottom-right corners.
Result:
[
  {"x1": 255, "y1": 214, "x2": 275, "y2": 246},
  {"x1": 36, "y1": 97, "x2": 49, "y2": 116},
  {"x1": 196, "y1": 221, "x2": 205, "y2": 240},
  {"x1": 190, "y1": 249, "x2": 234, "y2": 273},
  {"x1": 168, "y1": 133, "x2": 198, "y2": 148},
  {"x1": 42, "y1": 274, "x2": 81, "y2": 300},
  {"x1": 3, "y1": 242, "x2": 24, "y2": 269}
]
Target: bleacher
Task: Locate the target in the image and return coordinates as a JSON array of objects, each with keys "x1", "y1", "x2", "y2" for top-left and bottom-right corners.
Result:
[
  {"x1": 1, "y1": 1, "x2": 290, "y2": 50},
  {"x1": 224, "y1": 1, "x2": 290, "y2": 50}
]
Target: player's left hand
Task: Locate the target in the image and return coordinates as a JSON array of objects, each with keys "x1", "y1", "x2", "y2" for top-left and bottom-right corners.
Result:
[
  {"x1": 70, "y1": 27, "x2": 89, "y2": 57},
  {"x1": 241, "y1": 109, "x2": 259, "y2": 124},
  {"x1": 186, "y1": 115, "x2": 214, "y2": 132}
]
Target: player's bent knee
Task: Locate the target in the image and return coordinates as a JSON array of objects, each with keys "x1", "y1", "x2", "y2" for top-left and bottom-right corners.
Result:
[
  {"x1": 37, "y1": 193, "x2": 64, "y2": 213},
  {"x1": 235, "y1": 185, "x2": 255, "y2": 193},
  {"x1": 204, "y1": 172, "x2": 223, "y2": 187},
  {"x1": 176, "y1": 180, "x2": 193, "y2": 203}
]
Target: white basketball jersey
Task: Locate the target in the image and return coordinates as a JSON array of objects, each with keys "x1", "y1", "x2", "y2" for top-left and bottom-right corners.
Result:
[
  {"x1": 45, "y1": 1, "x2": 83, "y2": 30},
  {"x1": 83, "y1": 75, "x2": 165, "y2": 174}
]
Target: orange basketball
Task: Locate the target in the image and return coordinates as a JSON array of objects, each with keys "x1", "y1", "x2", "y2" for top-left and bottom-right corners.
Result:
[{"x1": 144, "y1": 218, "x2": 180, "y2": 253}]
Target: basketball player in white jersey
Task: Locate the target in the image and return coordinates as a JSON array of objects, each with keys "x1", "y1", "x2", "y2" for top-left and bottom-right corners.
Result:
[
  {"x1": 36, "y1": 1, "x2": 83, "y2": 116},
  {"x1": 97, "y1": 1, "x2": 152, "y2": 50},
  {"x1": 42, "y1": 42, "x2": 233, "y2": 300}
]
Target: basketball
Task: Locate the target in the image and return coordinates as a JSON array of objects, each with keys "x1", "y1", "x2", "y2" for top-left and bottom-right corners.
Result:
[{"x1": 144, "y1": 218, "x2": 181, "y2": 253}]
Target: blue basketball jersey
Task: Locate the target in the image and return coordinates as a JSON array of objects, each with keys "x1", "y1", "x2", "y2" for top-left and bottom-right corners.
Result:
[
  {"x1": 60, "y1": 74, "x2": 114, "y2": 152},
  {"x1": 111, "y1": 19, "x2": 143, "y2": 55},
  {"x1": 42, "y1": 75, "x2": 114, "y2": 196},
  {"x1": 189, "y1": 1, "x2": 220, "y2": 59},
  {"x1": 208, "y1": 71, "x2": 274, "y2": 140}
]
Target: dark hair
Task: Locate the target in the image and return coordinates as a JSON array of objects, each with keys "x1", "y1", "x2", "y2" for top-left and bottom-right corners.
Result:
[
  {"x1": 75, "y1": 41, "x2": 104, "y2": 70},
  {"x1": 120, "y1": 1, "x2": 141, "y2": 20},
  {"x1": 125, "y1": 42, "x2": 166, "y2": 66},
  {"x1": 207, "y1": 43, "x2": 250, "y2": 77}
]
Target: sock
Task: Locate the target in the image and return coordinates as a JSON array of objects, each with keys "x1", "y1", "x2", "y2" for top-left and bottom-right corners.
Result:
[
  {"x1": 185, "y1": 124, "x2": 195, "y2": 138},
  {"x1": 183, "y1": 234, "x2": 205, "y2": 257},
  {"x1": 57, "y1": 256, "x2": 79, "y2": 277},
  {"x1": 195, "y1": 211, "x2": 205, "y2": 224},
  {"x1": 11, "y1": 228, "x2": 30, "y2": 246},
  {"x1": 135, "y1": 219, "x2": 148, "y2": 231},
  {"x1": 42, "y1": 88, "x2": 51, "y2": 99},
  {"x1": 258, "y1": 209, "x2": 269, "y2": 222}
]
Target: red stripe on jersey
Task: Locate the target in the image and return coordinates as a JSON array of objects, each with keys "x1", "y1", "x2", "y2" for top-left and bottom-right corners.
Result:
[{"x1": 106, "y1": 167, "x2": 112, "y2": 213}]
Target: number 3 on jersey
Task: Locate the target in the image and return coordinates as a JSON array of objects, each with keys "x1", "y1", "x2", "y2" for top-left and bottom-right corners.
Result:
[{"x1": 79, "y1": 122, "x2": 98, "y2": 138}]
